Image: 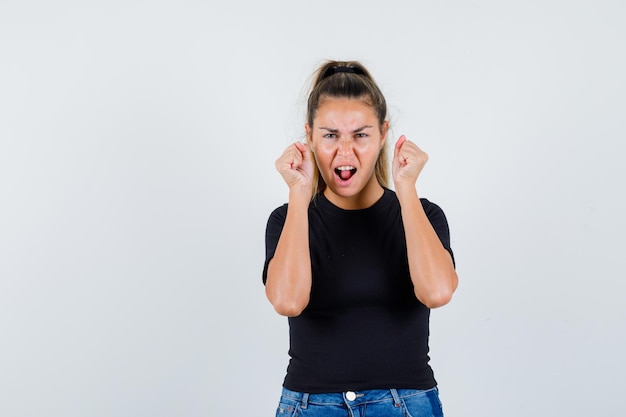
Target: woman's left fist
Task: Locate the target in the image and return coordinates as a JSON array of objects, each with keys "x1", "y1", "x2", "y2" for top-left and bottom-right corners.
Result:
[{"x1": 392, "y1": 135, "x2": 429, "y2": 186}]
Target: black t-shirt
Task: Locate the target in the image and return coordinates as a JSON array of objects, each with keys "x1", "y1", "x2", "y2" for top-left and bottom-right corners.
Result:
[{"x1": 263, "y1": 188, "x2": 454, "y2": 393}]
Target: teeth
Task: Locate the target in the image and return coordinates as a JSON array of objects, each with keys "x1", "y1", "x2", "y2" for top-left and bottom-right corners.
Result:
[{"x1": 336, "y1": 166, "x2": 355, "y2": 171}]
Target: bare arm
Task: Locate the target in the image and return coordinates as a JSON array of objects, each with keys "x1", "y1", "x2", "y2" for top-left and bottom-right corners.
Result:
[
  {"x1": 393, "y1": 136, "x2": 458, "y2": 308},
  {"x1": 265, "y1": 143, "x2": 314, "y2": 316}
]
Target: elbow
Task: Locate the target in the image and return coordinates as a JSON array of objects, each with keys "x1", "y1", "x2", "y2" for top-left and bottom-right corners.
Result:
[
  {"x1": 266, "y1": 287, "x2": 310, "y2": 317},
  {"x1": 271, "y1": 298, "x2": 309, "y2": 317},
  {"x1": 265, "y1": 261, "x2": 311, "y2": 316},
  {"x1": 417, "y1": 275, "x2": 458, "y2": 309},
  {"x1": 421, "y1": 290, "x2": 454, "y2": 309}
]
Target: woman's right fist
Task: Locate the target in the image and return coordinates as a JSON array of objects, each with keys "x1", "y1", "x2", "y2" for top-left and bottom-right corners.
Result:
[{"x1": 275, "y1": 142, "x2": 314, "y2": 192}]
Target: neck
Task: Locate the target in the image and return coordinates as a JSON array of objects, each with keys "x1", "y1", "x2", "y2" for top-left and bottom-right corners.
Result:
[{"x1": 324, "y1": 180, "x2": 384, "y2": 210}]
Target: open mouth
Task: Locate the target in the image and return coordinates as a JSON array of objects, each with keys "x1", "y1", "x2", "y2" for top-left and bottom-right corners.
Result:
[{"x1": 334, "y1": 165, "x2": 357, "y2": 181}]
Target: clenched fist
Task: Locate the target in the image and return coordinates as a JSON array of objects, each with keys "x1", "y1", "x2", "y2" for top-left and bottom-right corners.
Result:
[
  {"x1": 392, "y1": 135, "x2": 429, "y2": 187},
  {"x1": 275, "y1": 142, "x2": 315, "y2": 196}
]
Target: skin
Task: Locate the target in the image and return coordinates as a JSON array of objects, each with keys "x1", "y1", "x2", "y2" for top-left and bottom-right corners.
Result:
[{"x1": 266, "y1": 97, "x2": 458, "y2": 316}]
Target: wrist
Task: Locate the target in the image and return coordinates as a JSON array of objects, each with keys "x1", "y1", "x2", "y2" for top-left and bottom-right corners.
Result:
[
  {"x1": 289, "y1": 186, "x2": 313, "y2": 206},
  {"x1": 395, "y1": 182, "x2": 419, "y2": 204},
  {"x1": 394, "y1": 180, "x2": 417, "y2": 194}
]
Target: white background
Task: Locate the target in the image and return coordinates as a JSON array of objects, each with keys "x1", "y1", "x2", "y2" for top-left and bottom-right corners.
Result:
[{"x1": 1, "y1": 1, "x2": 625, "y2": 416}]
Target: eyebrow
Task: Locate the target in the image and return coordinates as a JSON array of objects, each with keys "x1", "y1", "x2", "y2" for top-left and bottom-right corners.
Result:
[{"x1": 318, "y1": 125, "x2": 374, "y2": 134}]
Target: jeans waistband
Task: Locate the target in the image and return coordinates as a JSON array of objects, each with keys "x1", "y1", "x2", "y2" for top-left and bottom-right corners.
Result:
[{"x1": 281, "y1": 387, "x2": 436, "y2": 408}]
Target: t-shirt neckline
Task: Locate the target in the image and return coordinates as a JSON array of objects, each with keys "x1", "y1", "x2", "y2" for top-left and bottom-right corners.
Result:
[{"x1": 314, "y1": 187, "x2": 393, "y2": 215}]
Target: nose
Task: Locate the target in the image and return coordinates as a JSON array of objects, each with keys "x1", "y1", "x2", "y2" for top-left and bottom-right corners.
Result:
[{"x1": 337, "y1": 138, "x2": 353, "y2": 155}]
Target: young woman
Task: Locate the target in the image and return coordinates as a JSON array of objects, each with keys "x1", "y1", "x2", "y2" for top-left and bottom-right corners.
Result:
[{"x1": 263, "y1": 60, "x2": 458, "y2": 417}]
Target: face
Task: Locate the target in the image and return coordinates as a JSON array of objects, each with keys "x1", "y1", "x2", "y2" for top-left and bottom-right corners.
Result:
[{"x1": 306, "y1": 97, "x2": 388, "y2": 209}]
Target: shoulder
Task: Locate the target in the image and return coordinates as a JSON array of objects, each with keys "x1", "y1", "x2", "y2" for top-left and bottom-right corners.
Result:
[
  {"x1": 419, "y1": 198, "x2": 450, "y2": 228},
  {"x1": 385, "y1": 189, "x2": 444, "y2": 213},
  {"x1": 386, "y1": 188, "x2": 449, "y2": 224},
  {"x1": 269, "y1": 203, "x2": 288, "y2": 217},
  {"x1": 419, "y1": 197, "x2": 445, "y2": 215},
  {"x1": 266, "y1": 195, "x2": 327, "y2": 225},
  {"x1": 265, "y1": 203, "x2": 288, "y2": 228}
]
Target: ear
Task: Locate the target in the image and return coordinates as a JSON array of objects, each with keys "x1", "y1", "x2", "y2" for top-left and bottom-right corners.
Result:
[
  {"x1": 380, "y1": 121, "x2": 389, "y2": 148},
  {"x1": 305, "y1": 123, "x2": 314, "y2": 151}
]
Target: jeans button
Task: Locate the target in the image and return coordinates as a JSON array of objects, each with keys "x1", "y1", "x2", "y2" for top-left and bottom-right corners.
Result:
[{"x1": 346, "y1": 391, "x2": 356, "y2": 401}]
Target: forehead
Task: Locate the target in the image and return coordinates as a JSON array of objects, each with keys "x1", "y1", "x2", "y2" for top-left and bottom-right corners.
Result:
[{"x1": 313, "y1": 97, "x2": 378, "y2": 127}]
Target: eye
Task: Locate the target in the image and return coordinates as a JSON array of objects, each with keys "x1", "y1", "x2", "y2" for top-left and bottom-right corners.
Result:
[
  {"x1": 355, "y1": 133, "x2": 368, "y2": 138},
  {"x1": 323, "y1": 133, "x2": 337, "y2": 139}
]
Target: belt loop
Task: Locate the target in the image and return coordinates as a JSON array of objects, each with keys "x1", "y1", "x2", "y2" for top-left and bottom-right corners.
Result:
[
  {"x1": 301, "y1": 393, "x2": 309, "y2": 409},
  {"x1": 390, "y1": 389, "x2": 401, "y2": 407}
]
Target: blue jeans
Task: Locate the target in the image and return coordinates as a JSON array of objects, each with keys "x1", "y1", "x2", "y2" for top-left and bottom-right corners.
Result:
[{"x1": 275, "y1": 387, "x2": 444, "y2": 417}]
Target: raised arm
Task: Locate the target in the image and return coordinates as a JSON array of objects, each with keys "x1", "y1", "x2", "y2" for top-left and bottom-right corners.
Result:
[
  {"x1": 265, "y1": 142, "x2": 314, "y2": 316},
  {"x1": 392, "y1": 136, "x2": 458, "y2": 308}
]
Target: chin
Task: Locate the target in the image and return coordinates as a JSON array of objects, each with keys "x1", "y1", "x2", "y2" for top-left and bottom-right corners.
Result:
[{"x1": 327, "y1": 183, "x2": 363, "y2": 198}]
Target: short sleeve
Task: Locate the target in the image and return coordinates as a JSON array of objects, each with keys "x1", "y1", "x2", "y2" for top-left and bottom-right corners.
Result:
[
  {"x1": 262, "y1": 204, "x2": 288, "y2": 284},
  {"x1": 420, "y1": 199, "x2": 455, "y2": 267}
]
